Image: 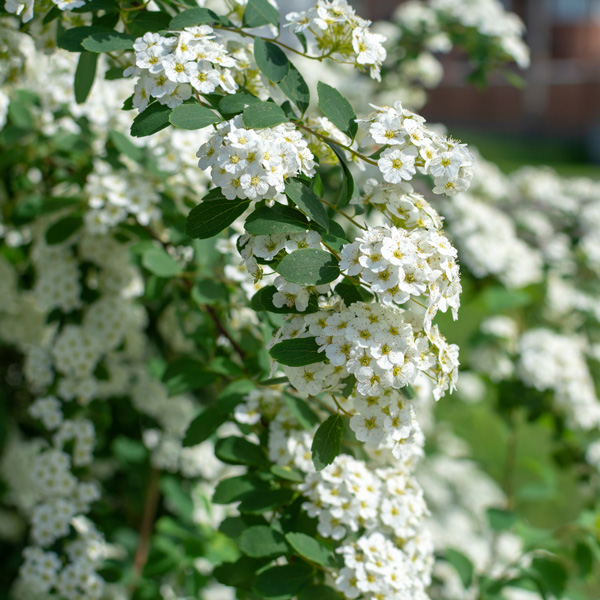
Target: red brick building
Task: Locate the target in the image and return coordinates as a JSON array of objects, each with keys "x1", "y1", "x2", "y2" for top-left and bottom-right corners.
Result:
[{"x1": 365, "y1": 0, "x2": 600, "y2": 147}]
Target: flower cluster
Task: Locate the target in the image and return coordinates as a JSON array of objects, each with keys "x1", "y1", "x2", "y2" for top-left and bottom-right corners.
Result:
[
  {"x1": 4, "y1": 0, "x2": 86, "y2": 24},
  {"x1": 285, "y1": 0, "x2": 387, "y2": 80},
  {"x1": 393, "y1": 0, "x2": 530, "y2": 69},
  {"x1": 518, "y1": 329, "x2": 600, "y2": 430},
  {"x1": 300, "y1": 455, "x2": 432, "y2": 600},
  {"x1": 359, "y1": 101, "x2": 474, "y2": 195},
  {"x1": 197, "y1": 115, "x2": 315, "y2": 200},
  {"x1": 84, "y1": 160, "x2": 161, "y2": 233},
  {"x1": 339, "y1": 223, "x2": 461, "y2": 327},
  {"x1": 231, "y1": 383, "x2": 433, "y2": 600},
  {"x1": 237, "y1": 228, "x2": 328, "y2": 308},
  {"x1": 270, "y1": 301, "x2": 459, "y2": 455},
  {"x1": 352, "y1": 179, "x2": 443, "y2": 231},
  {"x1": 129, "y1": 27, "x2": 238, "y2": 112}
]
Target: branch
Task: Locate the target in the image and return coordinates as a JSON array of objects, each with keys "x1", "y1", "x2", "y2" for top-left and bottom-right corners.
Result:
[{"x1": 131, "y1": 467, "x2": 161, "y2": 588}]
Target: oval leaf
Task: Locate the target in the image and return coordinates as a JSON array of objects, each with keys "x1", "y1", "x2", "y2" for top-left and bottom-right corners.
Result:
[
  {"x1": 81, "y1": 31, "x2": 135, "y2": 52},
  {"x1": 254, "y1": 37, "x2": 289, "y2": 82},
  {"x1": 284, "y1": 179, "x2": 329, "y2": 231},
  {"x1": 285, "y1": 532, "x2": 334, "y2": 567},
  {"x1": 239, "y1": 525, "x2": 289, "y2": 558},
  {"x1": 276, "y1": 248, "x2": 340, "y2": 286},
  {"x1": 239, "y1": 488, "x2": 295, "y2": 514},
  {"x1": 298, "y1": 585, "x2": 342, "y2": 600},
  {"x1": 219, "y1": 92, "x2": 262, "y2": 116},
  {"x1": 253, "y1": 563, "x2": 314, "y2": 599},
  {"x1": 251, "y1": 286, "x2": 319, "y2": 314},
  {"x1": 183, "y1": 406, "x2": 227, "y2": 447},
  {"x1": 278, "y1": 62, "x2": 310, "y2": 115},
  {"x1": 45, "y1": 215, "x2": 83, "y2": 245},
  {"x1": 74, "y1": 52, "x2": 98, "y2": 104},
  {"x1": 311, "y1": 414, "x2": 344, "y2": 471},
  {"x1": 169, "y1": 103, "x2": 221, "y2": 130},
  {"x1": 185, "y1": 195, "x2": 251, "y2": 240},
  {"x1": 215, "y1": 436, "x2": 268, "y2": 468},
  {"x1": 317, "y1": 81, "x2": 357, "y2": 141},
  {"x1": 213, "y1": 474, "x2": 268, "y2": 504},
  {"x1": 242, "y1": 101, "x2": 288, "y2": 129},
  {"x1": 242, "y1": 0, "x2": 280, "y2": 28},
  {"x1": 131, "y1": 102, "x2": 172, "y2": 137},
  {"x1": 169, "y1": 7, "x2": 220, "y2": 29},
  {"x1": 245, "y1": 204, "x2": 308, "y2": 235},
  {"x1": 269, "y1": 337, "x2": 325, "y2": 367},
  {"x1": 141, "y1": 246, "x2": 182, "y2": 277}
]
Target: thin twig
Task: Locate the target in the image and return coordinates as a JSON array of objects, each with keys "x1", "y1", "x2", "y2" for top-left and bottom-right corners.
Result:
[
  {"x1": 294, "y1": 122, "x2": 378, "y2": 166},
  {"x1": 205, "y1": 304, "x2": 247, "y2": 361},
  {"x1": 130, "y1": 468, "x2": 161, "y2": 589},
  {"x1": 320, "y1": 198, "x2": 366, "y2": 231}
]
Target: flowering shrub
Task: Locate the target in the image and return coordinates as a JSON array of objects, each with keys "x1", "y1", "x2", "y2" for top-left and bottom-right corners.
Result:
[{"x1": 0, "y1": 1, "x2": 599, "y2": 600}]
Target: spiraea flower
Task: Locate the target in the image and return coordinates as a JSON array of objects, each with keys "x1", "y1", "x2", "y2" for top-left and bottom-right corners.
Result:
[
  {"x1": 358, "y1": 101, "x2": 475, "y2": 195},
  {"x1": 197, "y1": 115, "x2": 315, "y2": 201},
  {"x1": 284, "y1": 0, "x2": 387, "y2": 80}
]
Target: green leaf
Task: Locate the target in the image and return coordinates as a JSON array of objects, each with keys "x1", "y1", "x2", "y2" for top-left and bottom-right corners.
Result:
[
  {"x1": 182, "y1": 407, "x2": 225, "y2": 452},
  {"x1": 239, "y1": 525, "x2": 289, "y2": 558},
  {"x1": 283, "y1": 393, "x2": 320, "y2": 430},
  {"x1": 169, "y1": 103, "x2": 221, "y2": 130},
  {"x1": 130, "y1": 102, "x2": 172, "y2": 137},
  {"x1": 183, "y1": 406, "x2": 227, "y2": 447},
  {"x1": 219, "y1": 92, "x2": 262, "y2": 116},
  {"x1": 185, "y1": 194, "x2": 250, "y2": 239},
  {"x1": 251, "y1": 285, "x2": 319, "y2": 314},
  {"x1": 215, "y1": 436, "x2": 268, "y2": 468},
  {"x1": 530, "y1": 557, "x2": 568, "y2": 598},
  {"x1": 285, "y1": 532, "x2": 334, "y2": 567},
  {"x1": 109, "y1": 129, "x2": 144, "y2": 162},
  {"x1": 400, "y1": 384, "x2": 415, "y2": 400},
  {"x1": 284, "y1": 179, "x2": 329, "y2": 231},
  {"x1": 325, "y1": 141, "x2": 354, "y2": 208},
  {"x1": 270, "y1": 465, "x2": 304, "y2": 483},
  {"x1": 129, "y1": 11, "x2": 172, "y2": 35},
  {"x1": 162, "y1": 357, "x2": 218, "y2": 395},
  {"x1": 254, "y1": 37, "x2": 289, "y2": 82},
  {"x1": 335, "y1": 279, "x2": 370, "y2": 306},
  {"x1": 245, "y1": 204, "x2": 308, "y2": 235},
  {"x1": 169, "y1": 7, "x2": 220, "y2": 29},
  {"x1": 81, "y1": 30, "x2": 135, "y2": 52},
  {"x1": 216, "y1": 379, "x2": 255, "y2": 413},
  {"x1": 141, "y1": 246, "x2": 182, "y2": 277},
  {"x1": 276, "y1": 248, "x2": 339, "y2": 286},
  {"x1": 575, "y1": 541, "x2": 594, "y2": 577},
  {"x1": 74, "y1": 52, "x2": 98, "y2": 104},
  {"x1": 242, "y1": 101, "x2": 288, "y2": 128},
  {"x1": 317, "y1": 81, "x2": 357, "y2": 141},
  {"x1": 487, "y1": 508, "x2": 517, "y2": 531},
  {"x1": 295, "y1": 31, "x2": 308, "y2": 53},
  {"x1": 444, "y1": 548, "x2": 474, "y2": 588},
  {"x1": 269, "y1": 337, "x2": 326, "y2": 367},
  {"x1": 279, "y1": 62, "x2": 310, "y2": 115},
  {"x1": 298, "y1": 585, "x2": 342, "y2": 600},
  {"x1": 242, "y1": 0, "x2": 280, "y2": 29},
  {"x1": 214, "y1": 556, "x2": 268, "y2": 589},
  {"x1": 311, "y1": 414, "x2": 344, "y2": 471},
  {"x1": 45, "y1": 215, "x2": 83, "y2": 245},
  {"x1": 239, "y1": 488, "x2": 295, "y2": 513},
  {"x1": 253, "y1": 563, "x2": 314, "y2": 599},
  {"x1": 213, "y1": 474, "x2": 268, "y2": 504},
  {"x1": 191, "y1": 278, "x2": 228, "y2": 305},
  {"x1": 57, "y1": 26, "x2": 110, "y2": 52}
]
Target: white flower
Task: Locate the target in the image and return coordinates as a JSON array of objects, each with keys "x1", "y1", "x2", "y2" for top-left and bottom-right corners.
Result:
[{"x1": 378, "y1": 146, "x2": 418, "y2": 183}]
